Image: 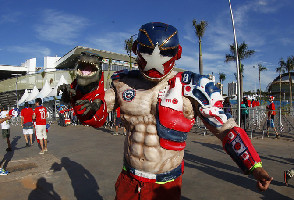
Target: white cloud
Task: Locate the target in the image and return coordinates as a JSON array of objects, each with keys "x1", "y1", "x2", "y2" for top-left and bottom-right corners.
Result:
[
  {"x1": 0, "y1": 11, "x2": 21, "y2": 24},
  {"x1": 8, "y1": 44, "x2": 51, "y2": 57},
  {"x1": 85, "y1": 31, "x2": 136, "y2": 54},
  {"x1": 279, "y1": 37, "x2": 294, "y2": 46},
  {"x1": 203, "y1": 52, "x2": 224, "y2": 61},
  {"x1": 35, "y1": 9, "x2": 89, "y2": 45},
  {"x1": 177, "y1": 55, "x2": 197, "y2": 72}
]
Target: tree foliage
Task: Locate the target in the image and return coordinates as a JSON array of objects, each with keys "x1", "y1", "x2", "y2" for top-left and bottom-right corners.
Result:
[
  {"x1": 125, "y1": 37, "x2": 135, "y2": 70},
  {"x1": 192, "y1": 19, "x2": 208, "y2": 75},
  {"x1": 279, "y1": 56, "x2": 294, "y2": 109},
  {"x1": 225, "y1": 42, "x2": 255, "y2": 98}
]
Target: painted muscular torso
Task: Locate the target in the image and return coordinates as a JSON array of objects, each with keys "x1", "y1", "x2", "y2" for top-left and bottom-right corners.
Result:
[{"x1": 105, "y1": 71, "x2": 195, "y2": 174}]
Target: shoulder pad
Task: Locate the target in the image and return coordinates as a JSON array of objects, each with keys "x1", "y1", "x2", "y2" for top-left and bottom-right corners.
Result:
[
  {"x1": 181, "y1": 71, "x2": 222, "y2": 107},
  {"x1": 111, "y1": 69, "x2": 141, "y2": 80},
  {"x1": 111, "y1": 69, "x2": 129, "y2": 80}
]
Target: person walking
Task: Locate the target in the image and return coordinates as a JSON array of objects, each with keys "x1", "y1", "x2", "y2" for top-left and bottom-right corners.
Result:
[
  {"x1": 114, "y1": 107, "x2": 126, "y2": 136},
  {"x1": 59, "y1": 106, "x2": 65, "y2": 127},
  {"x1": 33, "y1": 98, "x2": 48, "y2": 154},
  {"x1": 0, "y1": 105, "x2": 12, "y2": 152},
  {"x1": 223, "y1": 97, "x2": 232, "y2": 119},
  {"x1": 266, "y1": 96, "x2": 279, "y2": 138},
  {"x1": 284, "y1": 168, "x2": 294, "y2": 186},
  {"x1": 241, "y1": 97, "x2": 249, "y2": 131},
  {"x1": 0, "y1": 113, "x2": 11, "y2": 175},
  {"x1": 21, "y1": 102, "x2": 34, "y2": 147}
]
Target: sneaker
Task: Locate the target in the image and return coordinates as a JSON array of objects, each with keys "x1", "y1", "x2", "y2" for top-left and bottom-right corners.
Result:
[
  {"x1": 112, "y1": 133, "x2": 119, "y2": 136},
  {"x1": 275, "y1": 135, "x2": 280, "y2": 139},
  {"x1": 44, "y1": 149, "x2": 48, "y2": 152},
  {"x1": 284, "y1": 171, "x2": 290, "y2": 186},
  {"x1": 0, "y1": 168, "x2": 8, "y2": 175},
  {"x1": 39, "y1": 151, "x2": 44, "y2": 155}
]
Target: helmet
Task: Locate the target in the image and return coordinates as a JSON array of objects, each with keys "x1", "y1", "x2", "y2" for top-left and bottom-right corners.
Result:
[{"x1": 133, "y1": 22, "x2": 182, "y2": 81}]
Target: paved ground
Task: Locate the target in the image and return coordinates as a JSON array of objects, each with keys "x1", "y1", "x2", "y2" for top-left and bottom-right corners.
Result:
[{"x1": 0, "y1": 123, "x2": 293, "y2": 200}]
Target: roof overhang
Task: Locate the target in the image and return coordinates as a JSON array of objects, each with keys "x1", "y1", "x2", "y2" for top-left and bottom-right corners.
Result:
[
  {"x1": 56, "y1": 46, "x2": 136, "y2": 70},
  {"x1": 0, "y1": 65, "x2": 27, "y2": 80}
]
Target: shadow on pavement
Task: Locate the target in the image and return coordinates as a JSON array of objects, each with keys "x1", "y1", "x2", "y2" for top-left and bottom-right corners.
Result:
[
  {"x1": 260, "y1": 155, "x2": 294, "y2": 165},
  {"x1": 0, "y1": 136, "x2": 21, "y2": 170},
  {"x1": 50, "y1": 157, "x2": 103, "y2": 200},
  {"x1": 184, "y1": 150, "x2": 292, "y2": 200},
  {"x1": 28, "y1": 177, "x2": 61, "y2": 200},
  {"x1": 191, "y1": 141, "x2": 225, "y2": 154}
]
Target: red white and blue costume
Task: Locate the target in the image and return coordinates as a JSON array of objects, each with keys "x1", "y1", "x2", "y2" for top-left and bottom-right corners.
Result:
[{"x1": 68, "y1": 22, "x2": 268, "y2": 199}]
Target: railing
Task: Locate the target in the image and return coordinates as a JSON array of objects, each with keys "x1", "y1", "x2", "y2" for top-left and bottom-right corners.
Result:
[{"x1": 193, "y1": 105, "x2": 294, "y2": 139}]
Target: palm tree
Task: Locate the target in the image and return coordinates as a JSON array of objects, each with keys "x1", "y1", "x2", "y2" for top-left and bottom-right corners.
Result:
[
  {"x1": 41, "y1": 71, "x2": 46, "y2": 87},
  {"x1": 234, "y1": 64, "x2": 244, "y2": 81},
  {"x1": 254, "y1": 64, "x2": 267, "y2": 101},
  {"x1": 49, "y1": 78, "x2": 54, "y2": 85},
  {"x1": 68, "y1": 70, "x2": 76, "y2": 82},
  {"x1": 192, "y1": 19, "x2": 208, "y2": 75},
  {"x1": 225, "y1": 42, "x2": 255, "y2": 98},
  {"x1": 279, "y1": 56, "x2": 294, "y2": 109},
  {"x1": 218, "y1": 72, "x2": 226, "y2": 95},
  {"x1": 125, "y1": 36, "x2": 135, "y2": 70}
]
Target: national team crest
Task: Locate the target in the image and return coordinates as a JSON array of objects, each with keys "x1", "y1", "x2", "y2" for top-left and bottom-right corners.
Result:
[{"x1": 122, "y1": 89, "x2": 136, "y2": 102}]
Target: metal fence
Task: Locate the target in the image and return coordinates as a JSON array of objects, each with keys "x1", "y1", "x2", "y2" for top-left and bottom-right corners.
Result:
[
  {"x1": 193, "y1": 105, "x2": 294, "y2": 139},
  {"x1": 9, "y1": 103, "x2": 294, "y2": 140}
]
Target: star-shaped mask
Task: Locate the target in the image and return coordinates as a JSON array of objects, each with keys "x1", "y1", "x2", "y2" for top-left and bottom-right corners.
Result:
[{"x1": 140, "y1": 44, "x2": 172, "y2": 75}]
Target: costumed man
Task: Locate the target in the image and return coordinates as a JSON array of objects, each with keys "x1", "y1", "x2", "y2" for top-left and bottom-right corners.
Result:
[{"x1": 59, "y1": 22, "x2": 272, "y2": 200}]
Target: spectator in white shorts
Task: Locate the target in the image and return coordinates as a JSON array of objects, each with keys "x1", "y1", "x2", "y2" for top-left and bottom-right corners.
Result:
[
  {"x1": 0, "y1": 113, "x2": 11, "y2": 175},
  {"x1": 21, "y1": 102, "x2": 34, "y2": 147},
  {"x1": 33, "y1": 98, "x2": 47, "y2": 154}
]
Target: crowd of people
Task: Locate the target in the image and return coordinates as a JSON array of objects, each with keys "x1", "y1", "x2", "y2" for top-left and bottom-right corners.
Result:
[
  {"x1": 0, "y1": 98, "x2": 49, "y2": 175},
  {"x1": 58, "y1": 106, "x2": 78, "y2": 127},
  {"x1": 0, "y1": 95, "x2": 291, "y2": 189},
  {"x1": 0, "y1": 96, "x2": 292, "y2": 187},
  {"x1": 222, "y1": 96, "x2": 280, "y2": 136},
  {"x1": 57, "y1": 105, "x2": 126, "y2": 136}
]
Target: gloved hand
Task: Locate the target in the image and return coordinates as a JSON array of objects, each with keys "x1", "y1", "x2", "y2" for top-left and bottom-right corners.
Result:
[
  {"x1": 76, "y1": 99, "x2": 103, "y2": 115},
  {"x1": 57, "y1": 84, "x2": 76, "y2": 103},
  {"x1": 181, "y1": 71, "x2": 227, "y2": 128}
]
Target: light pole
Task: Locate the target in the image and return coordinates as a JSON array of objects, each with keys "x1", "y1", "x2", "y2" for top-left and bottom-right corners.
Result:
[
  {"x1": 228, "y1": 0, "x2": 241, "y2": 126},
  {"x1": 11, "y1": 73, "x2": 22, "y2": 108}
]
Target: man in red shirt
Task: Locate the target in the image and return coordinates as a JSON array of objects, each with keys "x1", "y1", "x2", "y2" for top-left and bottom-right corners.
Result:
[
  {"x1": 266, "y1": 96, "x2": 279, "y2": 138},
  {"x1": 21, "y1": 102, "x2": 34, "y2": 147},
  {"x1": 33, "y1": 98, "x2": 48, "y2": 154},
  {"x1": 114, "y1": 107, "x2": 126, "y2": 136}
]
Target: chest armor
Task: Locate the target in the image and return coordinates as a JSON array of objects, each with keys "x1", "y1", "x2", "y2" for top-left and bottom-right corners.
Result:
[{"x1": 113, "y1": 70, "x2": 195, "y2": 151}]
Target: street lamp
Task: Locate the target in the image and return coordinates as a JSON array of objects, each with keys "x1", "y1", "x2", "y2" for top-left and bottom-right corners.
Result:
[
  {"x1": 11, "y1": 73, "x2": 22, "y2": 108},
  {"x1": 228, "y1": 0, "x2": 241, "y2": 126}
]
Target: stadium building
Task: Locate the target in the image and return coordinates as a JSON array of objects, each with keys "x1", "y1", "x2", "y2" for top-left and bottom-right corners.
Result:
[
  {"x1": 0, "y1": 46, "x2": 184, "y2": 110},
  {"x1": 0, "y1": 46, "x2": 137, "y2": 108},
  {"x1": 267, "y1": 72, "x2": 294, "y2": 101}
]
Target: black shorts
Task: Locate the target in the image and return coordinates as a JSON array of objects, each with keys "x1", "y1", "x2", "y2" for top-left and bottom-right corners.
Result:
[
  {"x1": 115, "y1": 117, "x2": 122, "y2": 126},
  {"x1": 2, "y1": 129, "x2": 10, "y2": 139}
]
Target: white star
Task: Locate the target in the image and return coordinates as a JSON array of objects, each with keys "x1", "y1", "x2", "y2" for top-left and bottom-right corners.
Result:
[{"x1": 140, "y1": 45, "x2": 172, "y2": 75}]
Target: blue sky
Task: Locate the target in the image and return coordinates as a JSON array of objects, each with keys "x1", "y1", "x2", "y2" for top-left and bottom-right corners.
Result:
[{"x1": 0, "y1": 0, "x2": 293, "y2": 94}]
